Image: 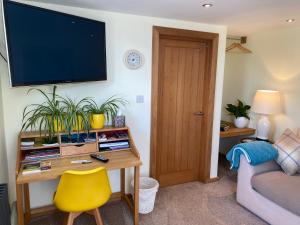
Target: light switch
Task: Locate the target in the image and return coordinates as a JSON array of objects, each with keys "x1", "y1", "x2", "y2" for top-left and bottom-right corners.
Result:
[{"x1": 136, "y1": 95, "x2": 144, "y2": 103}]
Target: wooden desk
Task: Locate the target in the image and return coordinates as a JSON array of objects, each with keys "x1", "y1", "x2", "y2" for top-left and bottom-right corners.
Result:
[
  {"x1": 15, "y1": 127, "x2": 142, "y2": 225},
  {"x1": 220, "y1": 126, "x2": 255, "y2": 138}
]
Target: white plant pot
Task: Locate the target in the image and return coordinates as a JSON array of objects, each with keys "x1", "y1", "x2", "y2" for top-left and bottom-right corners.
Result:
[{"x1": 234, "y1": 117, "x2": 249, "y2": 128}]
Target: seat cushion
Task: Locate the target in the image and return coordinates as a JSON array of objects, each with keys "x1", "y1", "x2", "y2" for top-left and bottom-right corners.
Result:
[{"x1": 251, "y1": 171, "x2": 300, "y2": 216}]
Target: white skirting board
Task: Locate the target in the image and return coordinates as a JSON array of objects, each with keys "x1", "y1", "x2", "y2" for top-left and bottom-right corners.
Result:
[{"x1": 10, "y1": 202, "x2": 17, "y2": 225}]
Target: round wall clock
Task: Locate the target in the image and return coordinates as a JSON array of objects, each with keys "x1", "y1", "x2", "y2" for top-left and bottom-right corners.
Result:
[{"x1": 124, "y1": 49, "x2": 144, "y2": 70}]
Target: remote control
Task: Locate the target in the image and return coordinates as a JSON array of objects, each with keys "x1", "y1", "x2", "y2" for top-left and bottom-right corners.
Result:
[{"x1": 90, "y1": 154, "x2": 109, "y2": 163}]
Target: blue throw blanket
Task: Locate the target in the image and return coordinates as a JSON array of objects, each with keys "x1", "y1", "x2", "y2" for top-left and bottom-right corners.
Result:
[{"x1": 226, "y1": 141, "x2": 278, "y2": 170}]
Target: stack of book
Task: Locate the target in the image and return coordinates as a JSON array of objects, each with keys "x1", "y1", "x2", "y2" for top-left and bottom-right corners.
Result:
[
  {"x1": 220, "y1": 120, "x2": 231, "y2": 131},
  {"x1": 40, "y1": 161, "x2": 52, "y2": 171},
  {"x1": 99, "y1": 141, "x2": 130, "y2": 151},
  {"x1": 22, "y1": 162, "x2": 41, "y2": 175},
  {"x1": 22, "y1": 161, "x2": 52, "y2": 175},
  {"x1": 23, "y1": 149, "x2": 60, "y2": 163},
  {"x1": 21, "y1": 140, "x2": 35, "y2": 150},
  {"x1": 98, "y1": 131, "x2": 129, "y2": 142}
]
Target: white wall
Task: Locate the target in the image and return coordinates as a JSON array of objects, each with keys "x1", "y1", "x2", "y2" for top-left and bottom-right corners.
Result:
[
  {"x1": 1, "y1": 1, "x2": 227, "y2": 207},
  {"x1": 0, "y1": 60, "x2": 8, "y2": 184},
  {"x1": 222, "y1": 27, "x2": 300, "y2": 141},
  {"x1": 0, "y1": 1, "x2": 8, "y2": 186},
  {"x1": 221, "y1": 40, "x2": 251, "y2": 122}
]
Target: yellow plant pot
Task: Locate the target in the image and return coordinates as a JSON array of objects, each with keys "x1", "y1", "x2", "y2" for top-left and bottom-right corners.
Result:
[
  {"x1": 73, "y1": 116, "x2": 84, "y2": 131},
  {"x1": 90, "y1": 114, "x2": 105, "y2": 129},
  {"x1": 53, "y1": 118, "x2": 64, "y2": 132}
]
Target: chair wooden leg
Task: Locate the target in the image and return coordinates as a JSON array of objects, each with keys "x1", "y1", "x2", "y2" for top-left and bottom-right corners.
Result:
[
  {"x1": 92, "y1": 208, "x2": 104, "y2": 225},
  {"x1": 66, "y1": 212, "x2": 82, "y2": 225},
  {"x1": 66, "y1": 213, "x2": 74, "y2": 225}
]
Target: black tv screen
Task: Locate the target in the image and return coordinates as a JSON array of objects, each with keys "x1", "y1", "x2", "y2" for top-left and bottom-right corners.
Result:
[{"x1": 3, "y1": 1, "x2": 107, "y2": 87}]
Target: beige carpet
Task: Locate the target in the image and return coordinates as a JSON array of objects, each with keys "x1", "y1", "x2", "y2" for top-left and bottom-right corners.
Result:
[{"x1": 29, "y1": 157, "x2": 268, "y2": 225}]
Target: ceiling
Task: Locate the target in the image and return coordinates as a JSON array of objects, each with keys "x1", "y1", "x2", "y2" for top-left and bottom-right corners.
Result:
[{"x1": 30, "y1": 0, "x2": 300, "y2": 35}]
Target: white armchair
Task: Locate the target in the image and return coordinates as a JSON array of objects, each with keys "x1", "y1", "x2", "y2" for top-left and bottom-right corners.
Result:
[{"x1": 237, "y1": 155, "x2": 300, "y2": 225}]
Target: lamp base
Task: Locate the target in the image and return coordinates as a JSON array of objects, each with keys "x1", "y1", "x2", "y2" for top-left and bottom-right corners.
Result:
[{"x1": 256, "y1": 115, "x2": 271, "y2": 140}]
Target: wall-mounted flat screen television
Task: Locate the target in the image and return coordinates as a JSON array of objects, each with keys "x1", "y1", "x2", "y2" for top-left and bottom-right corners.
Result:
[{"x1": 3, "y1": 0, "x2": 107, "y2": 87}]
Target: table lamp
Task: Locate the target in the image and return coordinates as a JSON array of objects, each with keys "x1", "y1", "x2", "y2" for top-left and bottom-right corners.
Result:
[{"x1": 251, "y1": 90, "x2": 281, "y2": 140}]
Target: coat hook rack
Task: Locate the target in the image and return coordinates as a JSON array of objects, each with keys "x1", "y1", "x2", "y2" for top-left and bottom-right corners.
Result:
[
  {"x1": 226, "y1": 36, "x2": 252, "y2": 53},
  {"x1": 227, "y1": 36, "x2": 247, "y2": 44}
]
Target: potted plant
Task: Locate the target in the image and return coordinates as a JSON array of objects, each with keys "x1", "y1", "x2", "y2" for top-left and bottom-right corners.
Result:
[
  {"x1": 59, "y1": 96, "x2": 91, "y2": 140},
  {"x1": 87, "y1": 96, "x2": 128, "y2": 129},
  {"x1": 21, "y1": 86, "x2": 64, "y2": 143},
  {"x1": 225, "y1": 99, "x2": 251, "y2": 128}
]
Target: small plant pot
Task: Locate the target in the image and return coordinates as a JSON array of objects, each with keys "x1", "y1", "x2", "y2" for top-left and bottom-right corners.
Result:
[
  {"x1": 72, "y1": 116, "x2": 84, "y2": 131},
  {"x1": 90, "y1": 114, "x2": 105, "y2": 129},
  {"x1": 53, "y1": 118, "x2": 64, "y2": 132},
  {"x1": 234, "y1": 117, "x2": 249, "y2": 128}
]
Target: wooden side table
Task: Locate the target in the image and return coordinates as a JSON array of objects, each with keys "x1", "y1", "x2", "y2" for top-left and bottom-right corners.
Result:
[{"x1": 220, "y1": 125, "x2": 256, "y2": 138}]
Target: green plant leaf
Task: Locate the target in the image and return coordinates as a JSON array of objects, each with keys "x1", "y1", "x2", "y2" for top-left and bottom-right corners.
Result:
[
  {"x1": 225, "y1": 99, "x2": 251, "y2": 119},
  {"x1": 86, "y1": 95, "x2": 128, "y2": 123}
]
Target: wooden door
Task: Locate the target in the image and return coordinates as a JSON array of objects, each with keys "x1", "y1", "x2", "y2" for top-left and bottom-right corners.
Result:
[{"x1": 151, "y1": 27, "x2": 218, "y2": 186}]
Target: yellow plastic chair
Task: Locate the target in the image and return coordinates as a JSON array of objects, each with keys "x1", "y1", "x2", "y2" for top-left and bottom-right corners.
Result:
[{"x1": 53, "y1": 167, "x2": 112, "y2": 225}]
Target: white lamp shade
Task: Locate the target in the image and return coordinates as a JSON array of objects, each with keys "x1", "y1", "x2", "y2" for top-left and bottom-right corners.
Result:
[{"x1": 251, "y1": 90, "x2": 281, "y2": 115}]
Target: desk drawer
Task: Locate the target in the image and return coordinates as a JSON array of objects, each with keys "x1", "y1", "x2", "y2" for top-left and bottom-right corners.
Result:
[{"x1": 61, "y1": 143, "x2": 97, "y2": 156}]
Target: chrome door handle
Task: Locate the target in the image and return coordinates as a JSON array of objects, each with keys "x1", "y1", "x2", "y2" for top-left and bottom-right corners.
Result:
[{"x1": 194, "y1": 112, "x2": 204, "y2": 116}]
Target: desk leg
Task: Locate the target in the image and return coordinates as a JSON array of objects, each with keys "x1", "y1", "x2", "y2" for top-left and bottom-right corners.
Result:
[
  {"x1": 24, "y1": 183, "x2": 31, "y2": 224},
  {"x1": 120, "y1": 168, "x2": 125, "y2": 200},
  {"x1": 16, "y1": 183, "x2": 24, "y2": 225},
  {"x1": 133, "y1": 166, "x2": 140, "y2": 225}
]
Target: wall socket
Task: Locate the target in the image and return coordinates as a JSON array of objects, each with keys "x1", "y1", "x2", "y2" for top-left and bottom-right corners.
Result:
[{"x1": 136, "y1": 95, "x2": 144, "y2": 103}]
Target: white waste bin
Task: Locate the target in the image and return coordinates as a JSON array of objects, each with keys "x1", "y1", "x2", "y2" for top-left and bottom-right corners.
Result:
[{"x1": 131, "y1": 177, "x2": 159, "y2": 214}]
